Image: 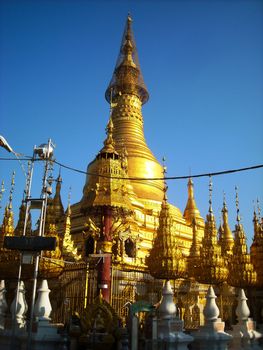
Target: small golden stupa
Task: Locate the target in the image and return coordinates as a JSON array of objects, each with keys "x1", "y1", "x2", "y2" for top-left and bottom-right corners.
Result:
[
  {"x1": 195, "y1": 177, "x2": 228, "y2": 285},
  {"x1": 228, "y1": 188, "x2": 257, "y2": 288}
]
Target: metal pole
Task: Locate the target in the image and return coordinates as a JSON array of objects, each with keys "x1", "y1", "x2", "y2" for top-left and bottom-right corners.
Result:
[
  {"x1": 27, "y1": 148, "x2": 51, "y2": 350},
  {"x1": 10, "y1": 159, "x2": 34, "y2": 350}
]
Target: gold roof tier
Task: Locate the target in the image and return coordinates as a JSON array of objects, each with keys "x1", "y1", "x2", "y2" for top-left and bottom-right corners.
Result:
[{"x1": 104, "y1": 16, "x2": 164, "y2": 202}]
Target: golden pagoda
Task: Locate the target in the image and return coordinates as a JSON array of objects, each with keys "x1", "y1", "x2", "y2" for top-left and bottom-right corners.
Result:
[
  {"x1": 0, "y1": 172, "x2": 21, "y2": 279},
  {"x1": 228, "y1": 188, "x2": 257, "y2": 288},
  {"x1": 69, "y1": 16, "x2": 198, "y2": 274},
  {"x1": 14, "y1": 200, "x2": 32, "y2": 236},
  {"x1": 2, "y1": 15, "x2": 262, "y2": 327},
  {"x1": 1, "y1": 172, "x2": 15, "y2": 239},
  {"x1": 218, "y1": 194, "x2": 234, "y2": 258},
  {"x1": 250, "y1": 204, "x2": 263, "y2": 287},
  {"x1": 147, "y1": 169, "x2": 187, "y2": 280},
  {"x1": 195, "y1": 178, "x2": 228, "y2": 285}
]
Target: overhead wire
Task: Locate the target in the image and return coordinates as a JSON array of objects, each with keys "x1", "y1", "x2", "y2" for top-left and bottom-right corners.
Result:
[
  {"x1": 54, "y1": 160, "x2": 263, "y2": 181},
  {"x1": 0, "y1": 156, "x2": 262, "y2": 181}
]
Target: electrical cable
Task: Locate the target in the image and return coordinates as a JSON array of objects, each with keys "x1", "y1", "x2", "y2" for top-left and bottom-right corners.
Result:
[
  {"x1": 1, "y1": 156, "x2": 262, "y2": 181},
  {"x1": 53, "y1": 160, "x2": 263, "y2": 181}
]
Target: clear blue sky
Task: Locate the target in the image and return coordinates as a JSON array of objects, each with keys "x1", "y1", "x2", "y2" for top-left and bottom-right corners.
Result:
[{"x1": 0, "y1": 0, "x2": 262, "y2": 246}]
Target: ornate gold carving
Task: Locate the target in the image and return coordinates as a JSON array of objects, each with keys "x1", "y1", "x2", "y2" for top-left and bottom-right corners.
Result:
[
  {"x1": 194, "y1": 178, "x2": 228, "y2": 285},
  {"x1": 147, "y1": 179, "x2": 186, "y2": 280},
  {"x1": 251, "y1": 207, "x2": 263, "y2": 287},
  {"x1": 228, "y1": 188, "x2": 256, "y2": 288}
]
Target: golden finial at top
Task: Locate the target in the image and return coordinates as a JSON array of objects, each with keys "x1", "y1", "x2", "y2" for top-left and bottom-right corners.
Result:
[
  {"x1": 161, "y1": 157, "x2": 168, "y2": 203},
  {"x1": 222, "y1": 191, "x2": 226, "y2": 209},
  {"x1": 67, "y1": 186, "x2": 72, "y2": 216},
  {"x1": 208, "y1": 175, "x2": 213, "y2": 214},
  {"x1": 105, "y1": 15, "x2": 149, "y2": 105},
  {"x1": 235, "y1": 186, "x2": 241, "y2": 223},
  {"x1": 220, "y1": 191, "x2": 234, "y2": 255},
  {"x1": 257, "y1": 198, "x2": 261, "y2": 220},
  {"x1": 0, "y1": 180, "x2": 5, "y2": 210},
  {"x1": 8, "y1": 171, "x2": 15, "y2": 210},
  {"x1": 99, "y1": 117, "x2": 116, "y2": 155}
]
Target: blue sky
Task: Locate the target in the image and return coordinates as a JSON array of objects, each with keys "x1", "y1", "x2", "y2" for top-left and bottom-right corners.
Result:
[{"x1": 0, "y1": 0, "x2": 262, "y2": 246}]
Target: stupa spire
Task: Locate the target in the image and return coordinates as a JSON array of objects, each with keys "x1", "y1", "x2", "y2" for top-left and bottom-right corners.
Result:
[
  {"x1": 99, "y1": 116, "x2": 116, "y2": 155},
  {"x1": 228, "y1": 187, "x2": 257, "y2": 287},
  {"x1": 0, "y1": 181, "x2": 4, "y2": 212},
  {"x1": 250, "y1": 199, "x2": 263, "y2": 287},
  {"x1": 219, "y1": 192, "x2": 234, "y2": 256},
  {"x1": 83, "y1": 16, "x2": 165, "y2": 202},
  {"x1": 183, "y1": 177, "x2": 202, "y2": 224},
  {"x1": 196, "y1": 177, "x2": 228, "y2": 284},
  {"x1": 146, "y1": 165, "x2": 186, "y2": 280},
  {"x1": 105, "y1": 15, "x2": 149, "y2": 105},
  {"x1": 14, "y1": 200, "x2": 32, "y2": 236},
  {"x1": 1, "y1": 172, "x2": 15, "y2": 238},
  {"x1": 62, "y1": 189, "x2": 81, "y2": 262},
  {"x1": 53, "y1": 172, "x2": 64, "y2": 222}
]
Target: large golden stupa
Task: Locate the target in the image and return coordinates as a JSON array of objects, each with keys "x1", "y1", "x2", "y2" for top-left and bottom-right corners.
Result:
[
  {"x1": 1, "y1": 15, "x2": 262, "y2": 328},
  {"x1": 70, "y1": 16, "x2": 204, "y2": 265}
]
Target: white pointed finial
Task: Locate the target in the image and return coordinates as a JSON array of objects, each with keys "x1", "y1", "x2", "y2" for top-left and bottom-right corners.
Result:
[
  {"x1": 157, "y1": 280, "x2": 176, "y2": 319},
  {"x1": 203, "y1": 286, "x2": 220, "y2": 322},
  {"x1": 236, "y1": 288, "x2": 250, "y2": 322},
  {"x1": 0, "y1": 280, "x2": 7, "y2": 330},
  {"x1": 34, "y1": 280, "x2": 52, "y2": 321},
  {"x1": 10, "y1": 281, "x2": 28, "y2": 329}
]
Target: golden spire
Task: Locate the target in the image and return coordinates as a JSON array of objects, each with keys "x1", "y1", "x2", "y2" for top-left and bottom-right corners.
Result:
[
  {"x1": 187, "y1": 218, "x2": 201, "y2": 279},
  {"x1": 14, "y1": 200, "x2": 32, "y2": 236},
  {"x1": 62, "y1": 189, "x2": 81, "y2": 261},
  {"x1": 82, "y1": 15, "x2": 165, "y2": 202},
  {"x1": 146, "y1": 165, "x2": 186, "y2": 280},
  {"x1": 0, "y1": 180, "x2": 4, "y2": 212},
  {"x1": 219, "y1": 192, "x2": 234, "y2": 256},
  {"x1": 99, "y1": 117, "x2": 117, "y2": 155},
  {"x1": 40, "y1": 194, "x2": 63, "y2": 278},
  {"x1": 183, "y1": 177, "x2": 202, "y2": 225},
  {"x1": 197, "y1": 177, "x2": 228, "y2": 284},
  {"x1": 44, "y1": 197, "x2": 57, "y2": 235},
  {"x1": 105, "y1": 15, "x2": 149, "y2": 105},
  {"x1": 228, "y1": 187, "x2": 257, "y2": 288},
  {"x1": 1, "y1": 171, "x2": 15, "y2": 238},
  {"x1": 53, "y1": 172, "x2": 65, "y2": 222},
  {"x1": 250, "y1": 199, "x2": 263, "y2": 287}
]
